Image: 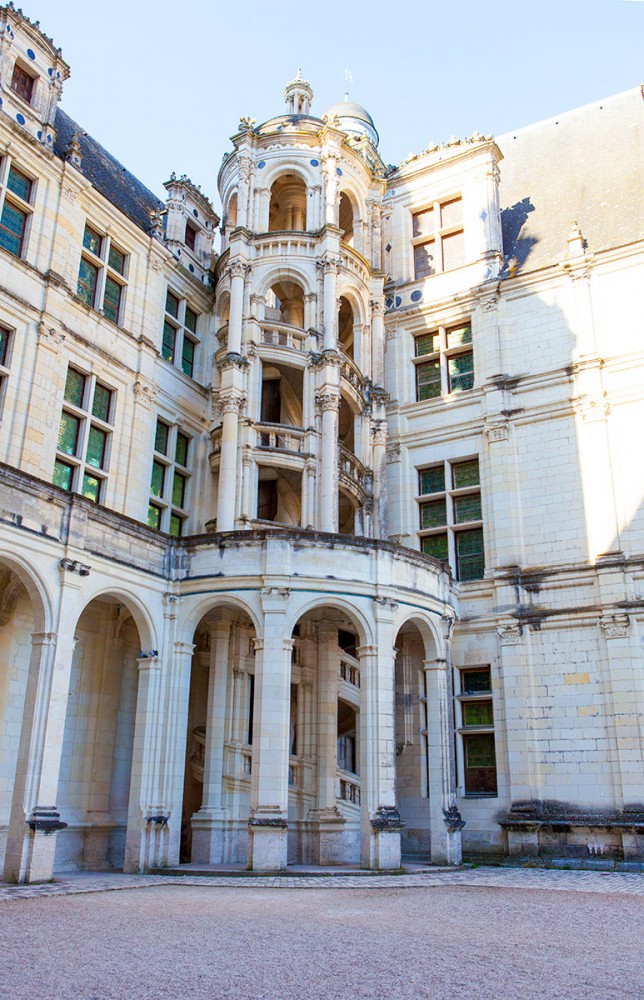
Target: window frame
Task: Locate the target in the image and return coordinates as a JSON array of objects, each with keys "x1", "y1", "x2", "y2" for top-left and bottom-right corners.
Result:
[
  {"x1": 147, "y1": 417, "x2": 192, "y2": 536},
  {"x1": 413, "y1": 320, "x2": 474, "y2": 401},
  {"x1": 0, "y1": 322, "x2": 13, "y2": 416},
  {"x1": 0, "y1": 157, "x2": 35, "y2": 260},
  {"x1": 411, "y1": 195, "x2": 465, "y2": 279},
  {"x1": 455, "y1": 665, "x2": 498, "y2": 797},
  {"x1": 162, "y1": 288, "x2": 200, "y2": 380},
  {"x1": 10, "y1": 61, "x2": 37, "y2": 105},
  {"x1": 53, "y1": 366, "x2": 115, "y2": 504},
  {"x1": 76, "y1": 223, "x2": 128, "y2": 325},
  {"x1": 417, "y1": 457, "x2": 485, "y2": 582}
]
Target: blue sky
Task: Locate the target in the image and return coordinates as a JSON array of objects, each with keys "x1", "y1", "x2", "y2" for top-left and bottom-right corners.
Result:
[{"x1": 37, "y1": 1, "x2": 644, "y2": 209}]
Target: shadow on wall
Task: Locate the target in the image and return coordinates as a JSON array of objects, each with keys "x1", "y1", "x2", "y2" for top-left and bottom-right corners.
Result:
[{"x1": 501, "y1": 197, "x2": 537, "y2": 268}]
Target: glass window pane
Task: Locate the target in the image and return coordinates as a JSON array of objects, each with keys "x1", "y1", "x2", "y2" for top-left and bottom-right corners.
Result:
[
  {"x1": 64, "y1": 368, "x2": 86, "y2": 407},
  {"x1": 454, "y1": 494, "x2": 482, "y2": 524},
  {"x1": 57, "y1": 412, "x2": 80, "y2": 456},
  {"x1": 11, "y1": 64, "x2": 34, "y2": 103},
  {"x1": 108, "y1": 245, "x2": 126, "y2": 274},
  {"x1": 440, "y1": 198, "x2": 463, "y2": 229},
  {"x1": 86, "y1": 426, "x2": 107, "y2": 469},
  {"x1": 442, "y1": 230, "x2": 465, "y2": 271},
  {"x1": 53, "y1": 459, "x2": 73, "y2": 491},
  {"x1": 414, "y1": 332, "x2": 439, "y2": 357},
  {"x1": 456, "y1": 528, "x2": 484, "y2": 581},
  {"x1": 162, "y1": 321, "x2": 176, "y2": 362},
  {"x1": 412, "y1": 207, "x2": 434, "y2": 238},
  {"x1": 103, "y1": 276, "x2": 122, "y2": 324},
  {"x1": 83, "y1": 226, "x2": 102, "y2": 256},
  {"x1": 446, "y1": 324, "x2": 472, "y2": 349},
  {"x1": 147, "y1": 503, "x2": 162, "y2": 529},
  {"x1": 413, "y1": 241, "x2": 435, "y2": 279},
  {"x1": 0, "y1": 327, "x2": 7, "y2": 366},
  {"x1": 185, "y1": 223, "x2": 196, "y2": 250},
  {"x1": 184, "y1": 307, "x2": 197, "y2": 334},
  {"x1": 172, "y1": 472, "x2": 186, "y2": 508},
  {"x1": 169, "y1": 513, "x2": 183, "y2": 537},
  {"x1": 452, "y1": 458, "x2": 479, "y2": 489},
  {"x1": 92, "y1": 383, "x2": 112, "y2": 422},
  {"x1": 175, "y1": 432, "x2": 189, "y2": 467},
  {"x1": 419, "y1": 466, "x2": 445, "y2": 495},
  {"x1": 419, "y1": 498, "x2": 447, "y2": 529},
  {"x1": 165, "y1": 291, "x2": 179, "y2": 318},
  {"x1": 421, "y1": 533, "x2": 448, "y2": 561},
  {"x1": 150, "y1": 460, "x2": 165, "y2": 497},
  {"x1": 463, "y1": 700, "x2": 494, "y2": 726},
  {"x1": 462, "y1": 668, "x2": 491, "y2": 695},
  {"x1": 82, "y1": 473, "x2": 101, "y2": 503},
  {"x1": 155, "y1": 420, "x2": 169, "y2": 455},
  {"x1": 181, "y1": 337, "x2": 195, "y2": 378},
  {"x1": 7, "y1": 167, "x2": 32, "y2": 202},
  {"x1": 77, "y1": 258, "x2": 98, "y2": 307},
  {"x1": 416, "y1": 360, "x2": 441, "y2": 401},
  {"x1": 0, "y1": 202, "x2": 27, "y2": 256},
  {"x1": 464, "y1": 733, "x2": 497, "y2": 794},
  {"x1": 448, "y1": 352, "x2": 474, "y2": 393}
]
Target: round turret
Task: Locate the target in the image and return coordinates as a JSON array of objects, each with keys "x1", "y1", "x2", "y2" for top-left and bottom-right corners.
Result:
[{"x1": 323, "y1": 99, "x2": 379, "y2": 146}]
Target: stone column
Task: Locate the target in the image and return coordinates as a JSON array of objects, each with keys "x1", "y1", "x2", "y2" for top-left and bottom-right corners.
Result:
[
  {"x1": 226, "y1": 261, "x2": 249, "y2": 355},
  {"x1": 318, "y1": 391, "x2": 340, "y2": 533},
  {"x1": 371, "y1": 416, "x2": 387, "y2": 540},
  {"x1": 160, "y1": 638, "x2": 195, "y2": 867},
  {"x1": 248, "y1": 590, "x2": 292, "y2": 870},
  {"x1": 236, "y1": 156, "x2": 252, "y2": 230},
  {"x1": 191, "y1": 621, "x2": 232, "y2": 864},
  {"x1": 312, "y1": 624, "x2": 347, "y2": 863},
  {"x1": 358, "y1": 601, "x2": 403, "y2": 870},
  {"x1": 423, "y1": 619, "x2": 463, "y2": 864},
  {"x1": 123, "y1": 653, "x2": 164, "y2": 873},
  {"x1": 321, "y1": 257, "x2": 339, "y2": 351},
  {"x1": 370, "y1": 298, "x2": 386, "y2": 387},
  {"x1": 216, "y1": 390, "x2": 245, "y2": 532}
]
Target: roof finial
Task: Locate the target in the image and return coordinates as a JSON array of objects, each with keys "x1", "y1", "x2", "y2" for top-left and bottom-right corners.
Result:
[
  {"x1": 344, "y1": 69, "x2": 353, "y2": 102},
  {"x1": 296, "y1": 67, "x2": 302, "y2": 81}
]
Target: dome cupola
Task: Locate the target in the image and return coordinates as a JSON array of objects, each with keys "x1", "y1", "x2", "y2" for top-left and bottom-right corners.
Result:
[{"x1": 323, "y1": 98, "x2": 379, "y2": 146}]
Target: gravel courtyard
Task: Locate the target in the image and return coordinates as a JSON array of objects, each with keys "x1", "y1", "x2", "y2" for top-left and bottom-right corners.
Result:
[{"x1": 0, "y1": 882, "x2": 642, "y2": 1000}]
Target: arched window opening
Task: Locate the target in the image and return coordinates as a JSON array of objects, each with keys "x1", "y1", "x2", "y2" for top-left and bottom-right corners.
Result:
[
  {"x1": 394, "y1": 622, "x2": 429, "y2": 860},
  {"x1": 338, "y1": 395, "x2": 355, "y2": 453},
  {"x1": 265, "y1": 280, "x2": 305, "y2": 328},
  {"x1": 339, "y1": 192, "x2": 355, "y2": 245},
  {"x1": 260, "y1": 363, "x2": 304, "y2": 428},
  {"x1": 226, "y1": 193, "x2": 238, "y2": 230},
  {"x1": 256, "y1": 468, "x2": 302, "y2": 526},
  {"x1": 338, "y1": 297, "x2": 355, "y2": 359},
  {"x1": 269, "y1": 174, "x2": 307, "y2": 232},
  {"x1": 338, "y1": 490, "x2": 356, "y2": 535},
  {"x1": 337, "y1": 700, "x2": 358, "y2": 774}
]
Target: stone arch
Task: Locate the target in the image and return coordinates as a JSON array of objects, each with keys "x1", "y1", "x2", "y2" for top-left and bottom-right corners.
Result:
[
  {"x1": 286, "y1": 594, "x2": 374, "y2": 648},
  {"x1": 73, "y1": 585, "x2": 157, "y2": 653},
  {"x1": 259, "y1": 159, "x2": 317, "y2": 194},
  {"x1": 0, "y1": 551, "x2": 52, "y2": 633},
  {"x1": 225, "y1": 190, "x2": 238, "y2": 230},
  {"x1": 393, "y1": 610, "x2": 442, "y2": 661},
  {"x1": 258, "y1": 264, "x2": 313, "y2": 303},
  {"x1": 269, "y1": 172, "x2": 308, "y2": 232},
  {"x1": 179, "y1": 592, "x2": 262, "y2": 646}
]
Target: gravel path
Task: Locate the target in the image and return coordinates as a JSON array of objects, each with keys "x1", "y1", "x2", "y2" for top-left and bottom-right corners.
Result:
[{"x1": 0, "y1": 884, "x2": 641, "y2": 999}]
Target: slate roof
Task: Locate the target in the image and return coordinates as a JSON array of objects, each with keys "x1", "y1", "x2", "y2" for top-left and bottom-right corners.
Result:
[
  {"x1": 53, "y1": 107, "x2": 164, "y2": 234},
  {"x1": 498, "y1": 86, "x2": 644, "y2": 273}
]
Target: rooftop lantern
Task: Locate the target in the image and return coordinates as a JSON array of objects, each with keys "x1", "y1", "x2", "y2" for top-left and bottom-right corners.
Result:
[{"x1": 283, "y1": 69, "x2": 313, "y2": 116}]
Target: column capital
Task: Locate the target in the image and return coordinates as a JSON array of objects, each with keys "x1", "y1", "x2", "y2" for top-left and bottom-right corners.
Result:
[
  {"x1": 423, "y1": 657, "x2": 448, "y2": 671},
  {"x1": 225, "y1": 260, "x2": 252, "y2": 281},
  {"x1": 219, "y1": 389, "x2": 247, "y2": 415},
  {"x1": 315, "y1": 390, "x2": 341, "y2": 413},
  {"x1": 174, "y1": 641, "x2": 196, "y2": 657}
]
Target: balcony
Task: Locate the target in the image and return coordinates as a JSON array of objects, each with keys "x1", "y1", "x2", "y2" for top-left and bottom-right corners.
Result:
[
  {"x1": 337, "y1": 769, "x2": 361, "y2": 806},
  {"x1": 256, "y1": 422, "x2": 307, "y2": 454},
  {"x1": 260, "y1": 321, "x2": 307, "y2": 352},
  {"x1": 338, "y1": 446, "x2": 371, "y2": 505}
]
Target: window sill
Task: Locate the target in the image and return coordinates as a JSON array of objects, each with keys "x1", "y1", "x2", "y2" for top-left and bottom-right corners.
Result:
[{"x1": 461, "y1": 792, "x2": 498, "y2": 799}]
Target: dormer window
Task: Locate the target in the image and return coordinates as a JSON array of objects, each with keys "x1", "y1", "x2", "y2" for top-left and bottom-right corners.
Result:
[
  {"x1": 11, "y1": 63, "x2": 35, "y2": 104},
  {"x1": 185, "y1": 222, "x2": 197, "y2": 251}
]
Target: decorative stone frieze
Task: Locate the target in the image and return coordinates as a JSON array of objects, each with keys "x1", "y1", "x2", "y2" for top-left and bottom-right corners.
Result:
[
  {"x1": 599, "y1": 614, "x2": 630, "y2": 639},
  {"x1": 498, "y1": 624, "x2": 522, "y2": 645},
  {"x1": 386, "y1": 442, "x2": 401, "y2": 463},
  {"x1": 37, "y1": 321, "x2": 65, "y2": 350},
  {"x1": 133, "y1": 378, "x2": 157, "y2": 408},
  {"x1": 485, "y1": 421, "x2": 509, "y2": 443},
  {"x1": 59, "y1": 558, "x2": 90, "y2": 576}
]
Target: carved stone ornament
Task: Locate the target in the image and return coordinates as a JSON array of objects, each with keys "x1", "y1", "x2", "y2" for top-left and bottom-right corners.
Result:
[
  {"x1": 217, "y1": 351, "x2": 250, "y2": 373},
  {"x1": 486, "y1": 422, "x2": 509, "y2": 443},
  {"x1": 386, "y1": 442, "x2": 401, "y2": 463},
  {"x1": 498, "y1": 624, "x2": 522, "y2": 645},
  {"x1": 316, "y1": 254, "x2": 341, "y2": 275},
  {"x1": 443, "y1": 805, "x2": 466, "y2": 832},
  {"x1": 225, "y1": 260, "x2": 251, "y2": 281},
  {"x1": 133, "y1": 378, "x2": 157, "y2": 408},
  {"x1": 59, "y1": 558, "x2": 91, "y2": 577},
  {"x1": 61, "y1": 185, "x2": 76, "y2": 204},
  {"x1": 238, "y1": 117, "x2": 257, "y2": 132},
  {"x1": 370, "y1": 805, "x2": 405, "y2": 832},
  {"x1": 316, "y1": 391, "x2": 341, "y2": 413},
  {"x1": 37, "y1": 321, "x2": 65, "y2": 349},
  {"x1": 218, "y1": 390, "x2": 247, "y2": 416},
  {"x1": 599, "y1": 614, "x2": 630, "y2": 639},
  {"x1": 369, "y1": 298, "x2": 386, "y2": 317},
  {"x1": 27, "y1": 807, "x2": 67, "y2": 836}
]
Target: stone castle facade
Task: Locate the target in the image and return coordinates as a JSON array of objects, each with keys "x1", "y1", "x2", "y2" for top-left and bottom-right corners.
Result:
[{"x1": 0, "y1": 6, "x2": 642, "y2": 881}]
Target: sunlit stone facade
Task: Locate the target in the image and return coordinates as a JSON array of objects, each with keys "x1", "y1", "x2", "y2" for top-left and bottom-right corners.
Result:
[{"x1": 0, "y1": 7, "x2": 642, "y2": 881}]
